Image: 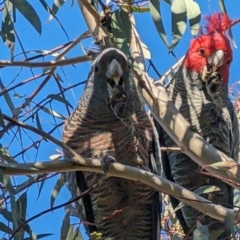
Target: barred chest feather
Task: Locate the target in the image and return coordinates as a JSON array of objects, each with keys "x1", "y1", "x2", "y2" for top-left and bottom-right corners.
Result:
[
  {"x1": 62, "y1": 95, "x2": 159, "y2": 239},
  {"x1": 63, "y1": 107, "x2": 154, "y2": 170},
  {"x1": 166, "y1": 66, "x2": 234, "y2": 156}
]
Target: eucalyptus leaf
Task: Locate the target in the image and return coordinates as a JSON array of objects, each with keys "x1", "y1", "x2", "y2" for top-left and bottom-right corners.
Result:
[
  {"x1": 1, "y1": 5, "x2": 15, "y2": 54},
  {"x1": 111, "y1": 9, "x2": 131, "y2": 57},
  {"x1": 217, "y1": 0, "x2": 237, "y2": 48},
  {"x1": 185, "y1": 0, "x2": 201, "y2": 36},
  {"x1": 193, "y1": 223, "x2": 209, "y2": 240},
  {"x1": 0, "y1": 222, "x2": 13, "y2": 234},
  {"x1": 41, "y1": 106, "x2": 67, "y2": 120},
  {"x1": 9, "y1": 0, "x2": 42, "y2": 34},
  {"x1": 47, "y1": 94, "x2": 73, "y2": 109},
  {"x1": 23, "y1": 233, "x2": 53, "y2": 240},
  {"x1": 60, "y1": 212, "x2": 71, "y2": 240},
  {"x1": 50, "y1": 175, "x2": 64, "y2": 208},
  {"x1": 48, "y1": 0, "x2": 66, "y2": 21},
  {"x1": 150, "y1": 0, "x2": 169, "y2": 48},
  {"x1": 170, "y1": 0, "x2": 187, "y2": 50}
]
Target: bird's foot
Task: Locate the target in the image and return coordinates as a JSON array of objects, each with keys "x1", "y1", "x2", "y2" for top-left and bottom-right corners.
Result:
[{"x1": 101, "y1": 155, "x2": 116, "y2": 174}]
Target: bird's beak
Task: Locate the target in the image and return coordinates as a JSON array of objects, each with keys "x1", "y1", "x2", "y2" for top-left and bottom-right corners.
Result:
[
  {"x1": 106, "y1": 59, "x2": 123, "y2": 85},
  {"x1": 208, "y1": 50, "x2": 224, "y2": 71},
  {"x1": 106, "y1": 59, "x2": 127, "y2": 116},
  {"x1": 202, "y1": 50, "x2": 225, "y2": 82}
]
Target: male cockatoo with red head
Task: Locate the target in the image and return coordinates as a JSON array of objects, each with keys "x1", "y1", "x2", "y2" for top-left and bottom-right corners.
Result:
[{"x1": 154, "y1": 13, "x2": 239, "y2": 238}]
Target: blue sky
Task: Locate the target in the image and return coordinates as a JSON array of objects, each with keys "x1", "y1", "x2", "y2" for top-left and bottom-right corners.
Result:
[{"x1": 0, "y1": 0, "x2": 240, "y2": 239}]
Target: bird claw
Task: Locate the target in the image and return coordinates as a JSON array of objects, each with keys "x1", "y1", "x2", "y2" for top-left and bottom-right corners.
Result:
[{"x1": 101, "y1": 155, "x2": 116, "y2": 174}]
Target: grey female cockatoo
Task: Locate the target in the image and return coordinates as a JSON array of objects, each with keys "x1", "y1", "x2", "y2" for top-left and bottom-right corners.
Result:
[{"x1": 63, "y1": 48, "x2": 162, "y2": 239}]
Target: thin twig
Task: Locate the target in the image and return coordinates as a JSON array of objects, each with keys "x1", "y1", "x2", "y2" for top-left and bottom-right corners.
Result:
[
  {"x1": 79, "y1": 0, "x2": 100, "y2": 24},
  {"x1": 0, "y1": 31, "x2": 91, "y2": 138},
  {"x1": 155, "y1": 56, "x2": 185, "y2": 85},
  {"x1": 10, "y1": 175, "x2": 106, "y2": 239},
  {"x1": 0, "y1": 159, "x2": 239, "y2": 225},
  {"x1": 160, "y1": 147, "x2": 182, "y2": 152},
  {"x1": 0, "y1": 55, "x2": 93, "y2": 68}
]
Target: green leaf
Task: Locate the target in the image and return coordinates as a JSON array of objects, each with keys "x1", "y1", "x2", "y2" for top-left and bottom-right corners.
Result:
[
  {"x1": 0, "y1": 144, "x2": 15, "y2": 163},
  {"x1": 234, "y1": 189, "x2": 240, "y2": 209},
  {"x1": 1, "y1": 209, "x2": 14, "y2": 222},
  {"x1": 1, "y1": 4, "x2": 15, "y2": 54},
  {"x1": 22, "y1": 222, "x2": 34, "y2": 238},
  {"x1": 36, "y1": 112, "x2": 43, "y2": 132},
  {"x1": 217, "y1": 0, "x2": 237, "y2": 48},
  {"x1": 39, "y1": 0, "x2": 69, "y2": 39},
  {"x1": 16, "y1": 191, "x2": 27, "y2": 222},
  {"x1": 224, "y1": 216, "x2": 235, "y2": 236},
  {"x1": 66, "y1": 225, "x2": 83, "y2": 240},
  {"x1": 0, "y1": 168, "x2": 15, "y2": 192},
  {"x1": 15, "y1": 192, "x2": 33, "y2": 240},
  {"x1": 50, "y1": 175, "x2": 64, "y2": 208},
  {"x1": 49, "y1": 154, "x2": 61, "y2": 160},
  {"x1": 0, "y1": 222, "x2": 13, "y2": 234},
  {"x1": 209, "y1": 162, "x2": 230, "y2": 170},
  {"x1": 0, "y1": 109, "x2": 5, "y2": 128},
  {"x1": 37, "y1": 178, "x2": 46, "y2": 200},
  {"x1": 47, "y1": 94, "x2": 73, "y2": 109},
  {"x1": 111, "y1": 9, "x2": 131, "y2": 57},
  {"x1": 149, "y1": 0, "x2": 169, "y2": 48},
  {"x1": 0, "y1": 78, "x2": 16, "y2": 115},
  {"x1": 13, "y1": 93, "x2": 26, "y2": 98},
  {"x1": 23, "y1": 233, "x2": 53, "y2": 240},
  {"x1": 193, "y1": 223, "x2": 209, "y2": 240},
  {"x1": 48, "y1": 0, "x2": 66, "y2": 21},
  {"x1": 9, "y1": 0, "x2": 42, "y2": 34},
  {"x1": 209, "y1": 229, "x2": 224, "y2": 240},
  {"x1": 41, "y1": 106, "x2": 67, "y2": 120},
  {"x1": 193, "y1": 185, "x2": 220, "y2": 196},
  {"x1": 184, "y1": 0, "x2": 201, "y2": 36},
  {"x1": 60, "y1": 211, "x2": 71, "y2": 239},
  {"x1": 170, "y1": 0, "x2": 187, "y2": 50},
  {"x1": 9, "y1": 192, "x2": 22, "y2": 240},
  {"x1": 218, "y1": 0, "x2": 227, "y2": 13},
  {"x1": 121, "y1": 5, "x2": 150, "y2": 13},
  {"x1": 173, "y1": 185, "x2": 220, "y2": 213}
]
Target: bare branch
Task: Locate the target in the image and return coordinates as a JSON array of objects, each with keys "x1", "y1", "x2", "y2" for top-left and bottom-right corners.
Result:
[
  {"x1": 155, "y1": 56, "x2": 184, "y2": 85},
  {"x1": 132, "y1": 71, "x2": 240, "y2": 189},
  {"x1": 160, "y1": 147, "x2": 182, "y2": 152},
  {"x1": 77, "y1": 0, "x2": 112, "y2": 46},
  {"x1": 0, "y1": 159, "x2": 239, "y2": 224},
  {"x1": 0, "y1": 55, "x2": 93, "y2": 68}
]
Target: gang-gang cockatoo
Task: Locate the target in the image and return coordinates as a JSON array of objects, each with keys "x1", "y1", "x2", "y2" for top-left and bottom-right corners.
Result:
[{"x1": 63, "y1": 48, "x2": 162, "y2": 239}]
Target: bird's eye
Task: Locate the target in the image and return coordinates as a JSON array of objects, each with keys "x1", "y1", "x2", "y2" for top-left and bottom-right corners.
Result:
[
  {"x1": 199, "y1": 48, "x2": 205, "y2": 55},
  {"x1": 107, "y1": 78, "x2": 115, "y2": 88},
  {"x1": 226, "y1": 60, "x2": 231, "y2": 65},
  {"x1": 94, "y1": 66, "x2": 98, "y2": 72}
]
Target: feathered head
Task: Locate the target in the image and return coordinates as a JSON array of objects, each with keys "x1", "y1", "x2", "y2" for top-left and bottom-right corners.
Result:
[{"x1": 184, "y1": 12, "x2": 240, "y2": 83}]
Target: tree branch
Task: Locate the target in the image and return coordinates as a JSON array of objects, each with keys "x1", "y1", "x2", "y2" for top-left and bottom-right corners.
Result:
[
  {"x1": 0, "y1": 159, "x2": 239, "y2": 224},
  {"x1": 132, "y1": 70, "x2": 240, "y2": 189},
  {"x1": 77, "y1": 0, "x2": 113, "y2": 46},
  {"x1": 0, "y1": 55, "x2": 93, "y2": 68}
]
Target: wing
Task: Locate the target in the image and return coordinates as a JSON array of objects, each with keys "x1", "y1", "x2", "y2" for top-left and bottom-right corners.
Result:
[
  {"x1": 150, "y1": 126, "x2": 162, "y2": 240},
  {"x1": 228, "y1": 101, "x2": 240, "y2": 210},
  {"x1": 63, "y1": 68, "x2": 98, "y2": 235},
  {"x1": 153, "y1": 118, "x2": 190, "y2": 234}
]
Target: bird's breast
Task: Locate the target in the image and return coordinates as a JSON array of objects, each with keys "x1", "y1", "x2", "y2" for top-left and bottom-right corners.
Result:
[{"x1": 63, "y1": 109, "x2": 154, "y2": 168}]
